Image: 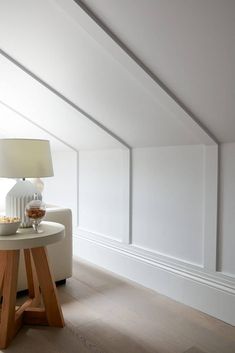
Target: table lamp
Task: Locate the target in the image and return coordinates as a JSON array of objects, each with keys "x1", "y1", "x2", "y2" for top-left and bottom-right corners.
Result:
[{"x1": 0, "y1": 138, "x2": 54, "y2": 227}]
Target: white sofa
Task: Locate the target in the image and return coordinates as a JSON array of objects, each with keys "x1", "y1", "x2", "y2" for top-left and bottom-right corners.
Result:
[{"x1": 17, "y1": 207, "x2": 73, "y2": 291}]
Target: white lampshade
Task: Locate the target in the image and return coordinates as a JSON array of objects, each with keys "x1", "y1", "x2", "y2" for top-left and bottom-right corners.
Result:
[
  {"x1": 0, "y1": 139, "x2": 54, "y2": 178},
  {"x1": 0, "y1": 139, "x2": 54, "y2": 228}
]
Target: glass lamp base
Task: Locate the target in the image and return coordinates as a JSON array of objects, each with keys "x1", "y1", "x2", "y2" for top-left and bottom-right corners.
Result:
[{"x1": 32, "y1": 223, "x2": 44, "y2": 234}]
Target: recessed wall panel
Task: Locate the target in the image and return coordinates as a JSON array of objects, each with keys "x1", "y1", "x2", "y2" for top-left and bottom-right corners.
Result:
[
  {"x1": 132, "y1": 145, "x2": 204, "y2": 265},
  {"x1": 78, "y1": 149, "x2": 129, "y2": 241}
]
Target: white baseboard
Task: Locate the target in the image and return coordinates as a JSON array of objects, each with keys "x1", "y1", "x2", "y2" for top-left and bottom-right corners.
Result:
[{"x1": 73, "y1": 232, "x2": 235, "y2": 326}]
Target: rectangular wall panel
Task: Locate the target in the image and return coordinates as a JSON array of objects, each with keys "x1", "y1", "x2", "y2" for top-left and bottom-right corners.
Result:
[
  {"x1": 132, "y1": 145, "x2": 204, "y2": 265},
  {"x1": 78, "y1": 149, "x2": 129, "y2": 241},
  {"x1": 43, "y1": 150, "x2": 78, "y2": 225}
]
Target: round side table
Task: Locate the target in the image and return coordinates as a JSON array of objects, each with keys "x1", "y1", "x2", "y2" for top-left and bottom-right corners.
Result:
[{"x1": 0, "y1": 221, "x2": 65, "y2": 349}]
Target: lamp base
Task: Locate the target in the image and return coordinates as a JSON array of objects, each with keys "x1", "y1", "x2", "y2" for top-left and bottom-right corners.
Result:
[{"x1": 5, "y1": 180, "x2": 41, "y2": 228}]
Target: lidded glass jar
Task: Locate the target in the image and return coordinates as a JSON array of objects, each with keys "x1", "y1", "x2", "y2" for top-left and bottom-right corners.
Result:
[{"x1": 25, "y1": 193, "x2": 46, "y2": 233}]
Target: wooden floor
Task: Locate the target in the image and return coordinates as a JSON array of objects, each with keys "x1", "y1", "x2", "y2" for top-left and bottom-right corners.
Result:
[{"x1": 4, "y1": 259, "x2": 235, "y2": 353}]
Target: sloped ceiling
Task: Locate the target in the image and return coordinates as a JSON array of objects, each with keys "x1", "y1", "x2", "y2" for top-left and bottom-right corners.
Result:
[
  {"x1": 0, "y1": 0, "x2": 232, "y2": 149},
  {"x1": 0, "y1": 54, "x2": 124, "y2": 151},
  {"x1": 0, "y1": 101, "x2": 71, "y2": 152},
  {"x1": 81, "y1": 0, "x2": 235, "y2": 143}
]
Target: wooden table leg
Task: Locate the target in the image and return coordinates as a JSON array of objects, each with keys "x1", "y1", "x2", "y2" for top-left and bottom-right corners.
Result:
[
  {"x1": 0, "y1": 250, "x2": 20, "y2": 349},
  {"x1": 31, "y1": 246, "x2": 64, "y2": 327},
  {"x1": 0, "y1": 251, "x2": 7, "y2": 297},
  {"x1": 24, "y1": 249, "x2": 40, "y2": 306}
]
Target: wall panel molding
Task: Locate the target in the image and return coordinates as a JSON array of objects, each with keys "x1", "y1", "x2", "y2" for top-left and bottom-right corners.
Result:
[
  {"x1": 126, "y1": 148, "x2": 132, "y2": 244},
  {"x1": 202, "y1": 145, "x2": 219, "y2": 271},
  {"x1": 73, "y1": 233, "x2": 235, "y2": 325},
  {"x1": 75, "y1": 228, "x2": 204, "y2": 271},
  {"x1": 74, "y1": 228, "x2": 235, "y2": 290},
  {"x1": 77, "y1": 145, "x2": 220, "y2": 270}
]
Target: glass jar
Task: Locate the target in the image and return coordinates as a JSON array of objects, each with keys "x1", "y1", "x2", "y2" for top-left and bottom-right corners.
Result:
[{"x1": 25, "y1": 193, "x2": 46, "y2": 233}]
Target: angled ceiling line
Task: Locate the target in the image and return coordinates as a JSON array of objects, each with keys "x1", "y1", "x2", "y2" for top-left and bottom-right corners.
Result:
[
  {"x1": 0, "y1": 48, "x2": 131, "y2": 150},
  {"x1": 72, "y1": 0, "x2": 218, "y2": 145},
  {"x1": 0, "y1": 99, "x2": 77, "y2": 152}
]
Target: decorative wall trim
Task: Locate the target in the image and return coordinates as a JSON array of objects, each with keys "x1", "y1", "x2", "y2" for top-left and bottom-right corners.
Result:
[
  {"x1": 76, "y1": 227, "x2": 123, "y2": 243},
  {"x1": 126, "y1": 148, "x2": 132, "y2": 244},
  {"x1": 76, "y1": 151, "x2": 80, "y2": 228},
  {"x1": 202, "y1": 145, "x2": 219, "y2": 271},
  {"x1": 74, "y1": 233, "x2": 235, "y2": 325},
  {"x1": 75, "y1": 143, "x2": 223, "y2": 324},
  {"x1": 219, "y1": 271, "x2": 235, "y2": 280},
  {"x1": 74, "y1": 229, "x2": 235, "y2": 292}
]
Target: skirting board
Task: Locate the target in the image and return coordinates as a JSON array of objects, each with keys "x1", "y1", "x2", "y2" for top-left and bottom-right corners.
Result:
[{"x1": 73, "y1": 235, "x2": 235, "y2": 326}]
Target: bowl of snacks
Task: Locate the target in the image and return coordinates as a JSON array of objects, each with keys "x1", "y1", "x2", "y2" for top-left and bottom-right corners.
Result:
[{"x1": 0, "y1": 216, "x2": 21, "y2": 236}]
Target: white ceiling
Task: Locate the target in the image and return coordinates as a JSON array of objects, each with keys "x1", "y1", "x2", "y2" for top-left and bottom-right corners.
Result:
[
  {"x1": 0, "y1": 54, "x2": 123, "y2": 151},
  {"x1": 0, "y1": 101, "x2": 70, "y2": 152},
  {"x1": 82, "y1": 0, "x2": 235, "y2": 143},
  {"x1": 0, "y1": 0, "x2": 233, "y2": 148}
]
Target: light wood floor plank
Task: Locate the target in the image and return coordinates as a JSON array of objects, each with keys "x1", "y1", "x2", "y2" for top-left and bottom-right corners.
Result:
[{"x1": 3, "y1": 258, "x2": 235, "y2": 353}]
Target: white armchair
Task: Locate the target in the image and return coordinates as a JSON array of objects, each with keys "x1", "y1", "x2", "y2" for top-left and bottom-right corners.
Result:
[{"x1": 17, "y1": 207, "x2": 73, "y2": 291}]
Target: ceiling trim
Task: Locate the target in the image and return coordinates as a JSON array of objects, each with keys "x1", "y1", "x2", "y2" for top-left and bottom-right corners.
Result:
[
  {"x1": 64, "y1": 0, "x2": 217, "y2": 146},
  {"x1": 0, "y1": 48, "x2": 130, "y2": 150}
]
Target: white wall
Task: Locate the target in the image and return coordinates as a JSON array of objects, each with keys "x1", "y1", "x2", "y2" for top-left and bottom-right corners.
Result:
[
  {"x1": 74, "y1": 143, "x2": 235, "y2": 326},
  {"x1": 43, "y1": 150, "x2": 78, "y2": 225},
  {"x1": 76, "y1": 149, "x2": 129, "y2": 241},
  {"x1": 218, "y1": 143, "x2": 235, "y2": 276},
  {"x1": 0, "y1": 178, "x2": 16, "y2": 212},
  {"x1": 132, "y1": 146, "x2": 204, "y2": 265}
]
